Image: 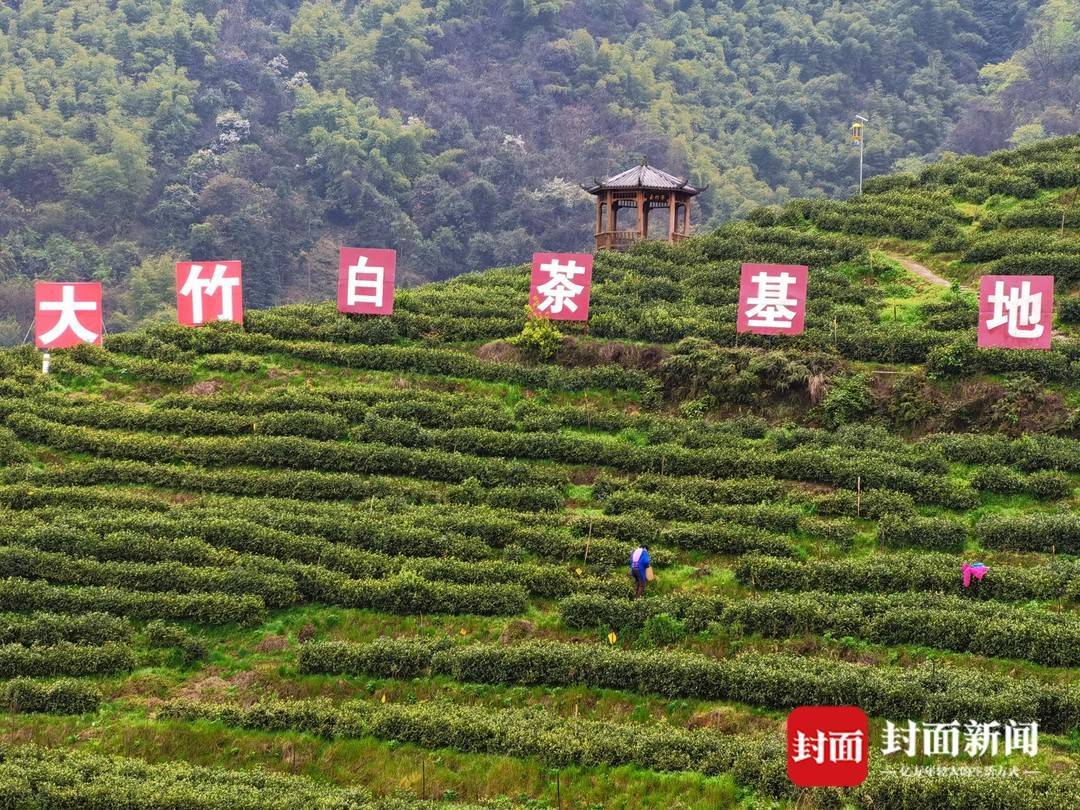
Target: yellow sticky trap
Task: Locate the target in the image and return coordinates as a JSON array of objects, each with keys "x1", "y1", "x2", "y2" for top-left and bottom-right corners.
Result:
[
  {"x1": 381, "y1": 693, "x2": 387, "y2": 704},
  {"x1": 607, "y1": 632, "x2": 617, "y2": 645},
  {"x1": 575, "y1": 567, "x2": 583, "y2": 576},
  {"x1": 459, "y1": 628, "x2": 468, "y2": 636}
]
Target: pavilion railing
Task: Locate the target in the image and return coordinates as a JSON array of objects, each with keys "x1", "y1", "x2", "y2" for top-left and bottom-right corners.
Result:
[{"x1": 595, "y1": 230, "x2": 691, "y2": 250}]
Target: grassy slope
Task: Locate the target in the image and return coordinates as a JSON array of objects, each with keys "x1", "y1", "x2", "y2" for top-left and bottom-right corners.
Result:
[{"x1": 0, "y1": 138, "x2": 1079, "y2": 808}]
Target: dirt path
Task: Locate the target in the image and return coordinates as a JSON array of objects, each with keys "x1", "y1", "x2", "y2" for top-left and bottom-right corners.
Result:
[{"x1": 884, "y1": 253, "x2": 955, "y2": 287}]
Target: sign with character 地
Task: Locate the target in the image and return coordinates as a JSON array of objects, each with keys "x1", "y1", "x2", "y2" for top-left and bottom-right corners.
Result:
[{"x1": 978, "y1": 274, "x2": 1053, "y2": 350}]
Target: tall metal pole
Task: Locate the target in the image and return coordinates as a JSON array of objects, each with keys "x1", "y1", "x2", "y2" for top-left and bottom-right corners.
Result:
[
  {"x1": 859, "y1": 134, "x2": 864, "y2": 195},
  {"x1": 854, "y1": 114, "x2": 868, "y2": 195}
]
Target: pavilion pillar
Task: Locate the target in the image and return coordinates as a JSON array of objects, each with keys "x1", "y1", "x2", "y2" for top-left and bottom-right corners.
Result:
[
  {"x1": 637, "y1": 191, "x2": 646, "y2": 240},
  {"x1": 607, "y1": 191, "x2": 616, "y2": 233},
  {"x1": 668, "y1": 191, "x2": 677, "y2": 241},
  {"x1": 684, "y1": 197, "x2": 692, "y2": 234}
]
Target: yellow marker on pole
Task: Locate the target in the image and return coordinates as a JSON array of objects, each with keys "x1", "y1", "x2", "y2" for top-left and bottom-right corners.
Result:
[
  {"x1": 459, "y1": 627, "x2": 468, "y2": 637},
  {"x1": 607, "y1": 632, "x2": 617, "y2": 645}
]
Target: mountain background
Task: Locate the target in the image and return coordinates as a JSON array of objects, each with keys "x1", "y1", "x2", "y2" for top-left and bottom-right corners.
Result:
[{"x1": 0, "y1": 0, "x2": 1077, "y2": 340}]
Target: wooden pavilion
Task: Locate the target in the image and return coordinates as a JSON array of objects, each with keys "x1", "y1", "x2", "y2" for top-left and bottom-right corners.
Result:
[{"x1": 584, "y1": 161, "x2": 704, "y2": 251}]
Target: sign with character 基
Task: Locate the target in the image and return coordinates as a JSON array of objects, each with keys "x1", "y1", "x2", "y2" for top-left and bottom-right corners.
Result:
[
  {"x1": 737, "y1": 263, "x2": 808, "y2": 336},
  {"x1": 529, "y1": 252, "x2": 593, "y2": 321},
  {"x1": 338, "y1": 248, "x2": 396, "y2": 316}
]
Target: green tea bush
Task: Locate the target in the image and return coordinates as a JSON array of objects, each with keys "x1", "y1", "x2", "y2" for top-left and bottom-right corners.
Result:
[
  {"x1": 0, "y1": 546, "x2": 298, "y2": 608},
  {"x1": 159, "y1": 697, "x2": 793, "y2": 799},
  {"x1": 145, "y1": 620, "x2": 208, "y2": 664},
  {"x1": 0, "y1": 611, "x2": 130, "y2": 647},
  {"x1": 734, "y1": 553, "x2": 1080, "y2": 603},
  {"x1": 0, "y1": 577, "x2": 265, "y2": 625},
  {"x1": 877, "y1": 514, "x2": 968, "y2": 552},
  {"x1": 560, "y1": 592, "x2": 1080, "y2": 666},
  {"x1": 0, "y1": 641, "x2": 135, "y2": 677},
  {"x1": 300, "y1": 638, "x2": 1080, "y2": 731},
  {"x1": 2, "y1": 678, "x2": 102, "y2": 714},
  {"x1": 977, "y1": 513, "x2": 1080, "y2": 554},
  {"x1": 0, "y1": 744, "x2": 410, "y2": 808}
]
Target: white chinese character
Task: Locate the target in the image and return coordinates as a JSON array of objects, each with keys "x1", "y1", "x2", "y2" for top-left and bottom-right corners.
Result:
[
  {"x1": 828, "y1": 730, "x2": 865, "y2": 763},
  {"x1": 985, "y1": 280, "x2": 1044, "y2": 339},
  {"x1": 963, "y1": 721, "x2": 1000, "y2": 757},
  {"x1": 1003, "y1": 721, "x2": 1038, "y2": 756},
  {"x1": 745, "y1": 271, "x2": 799, "y2": 328},
  {"x1": 346, "y1": 256, "x2": 385, "y2": 308},
  {"x1": 180, "y1": 264, "x2": 240, "y2": 324},
  {"x1": 535, "y1": 259, "x2": 585, "y2": 315},
  {"x1": 792, "y1": 729, "x2": 826, "y2": 764},
  {"x1": 881, "y1": 720, "x2": 918, "y2": 757},
  {"x1": 39, "y1": 285, "x2": 99, "y2": 345},
  {"x1": 923, "y1": 721, "x2": 961, "y2": 757}
]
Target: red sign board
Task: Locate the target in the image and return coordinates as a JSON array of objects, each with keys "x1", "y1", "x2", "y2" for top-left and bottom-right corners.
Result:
[
  {"x1": 978, "y1": 274, "x2": 1053, "y2": 350},
  {"x1": 737, "y1": 263, "x2": 808, "y2": 335},
  {"x1": 787, "y1": 706, "x2": 869, "y2": 788},
  {"x1": 529, "y1": 252, "x2": 593, "y2": 321},
  {"x1": 35, "y1": 282, "x2": 103, "y2": 349},
  {"x1": 338, "y1": 248, "x2": 396, "y2": 316},
  {"x1": 176, "y1": 261, "x2": 243, "y2": 326}
]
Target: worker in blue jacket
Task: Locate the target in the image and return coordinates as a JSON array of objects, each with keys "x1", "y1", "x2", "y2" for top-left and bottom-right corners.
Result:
[{"x1": 630, "y1": 545, "x2": 651, "y2": 599}]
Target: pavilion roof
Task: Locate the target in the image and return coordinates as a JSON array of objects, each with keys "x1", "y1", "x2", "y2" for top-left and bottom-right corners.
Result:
[{"x1": 584, "y1": 162, "x2": 702, "y2": 195}]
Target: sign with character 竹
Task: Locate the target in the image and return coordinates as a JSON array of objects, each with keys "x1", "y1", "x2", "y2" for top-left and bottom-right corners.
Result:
[{"x1": 176, "y1": 261, "x2": 244, "y2": 327}]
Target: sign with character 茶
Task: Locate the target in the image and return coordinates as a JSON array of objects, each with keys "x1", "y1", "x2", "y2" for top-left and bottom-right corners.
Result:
[{"x1": 529, "y1": 252, "x2": 593, "y2": 321}]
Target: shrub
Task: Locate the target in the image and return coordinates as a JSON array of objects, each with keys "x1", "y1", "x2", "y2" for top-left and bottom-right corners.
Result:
[
  {"x1": 1027, "y1": 470, "x2": 1074, "y2": 501},
  {"x1": 816, "y1": 373, "x2": 876, "y2": 432},
  {"x1": 638, "y1": 613, "x2": 686, "y2": 647},
  {"x1": 145, "y1": 621, "x2": 207, "y2": 664},
  {"x1": 977, "y1": 513, "x2": 1080, "y2": 554},
  {"x1": 0, "y1": 641, "x2": 135, "y2": 677},
  {"x1": 159, "y1": 696, "x2": 794, "y2": 799},
  {"x1": 560, "y1": 592, "x2": 1080, "y2": 666},
  {"x1": 0, "y1": 745, "x2": 386, "y2": 807},
  {"x1": 301, "y1": 638, "x2": 1080, "y2": 731},
  {"x1": 0, "y1": 577, "x2": 265, "y2": 626},
  {"x1": 971, "y1": 465, "x2": 1025, "y2": 494},
  {"x1": 509, "y1": 307, "x2": 563, "y2": 362},
  {"x1": 0, "y1": 611, "x2": 130, "y2": 647},
  {"x1": 1061, "y1": 296, "x2": 1080, "y2": 324},
  {"x1": 877, "y1": 514, "x2": 968, "y2": 552},
  {"x1": 734, "y1": 553, "x2": 1079, "y2": 604},
  {"x1": 2, "y1": 678, "x2": 102, "y2": 714}
]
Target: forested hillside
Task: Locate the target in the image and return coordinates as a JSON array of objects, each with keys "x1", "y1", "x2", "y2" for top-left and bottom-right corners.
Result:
[
  {"x1": 1, "y1": 0, "x2": 1078, "y2": 340},
  {"x1": 0, "y1": 136, "x2": 1077, "y2": 808}
]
